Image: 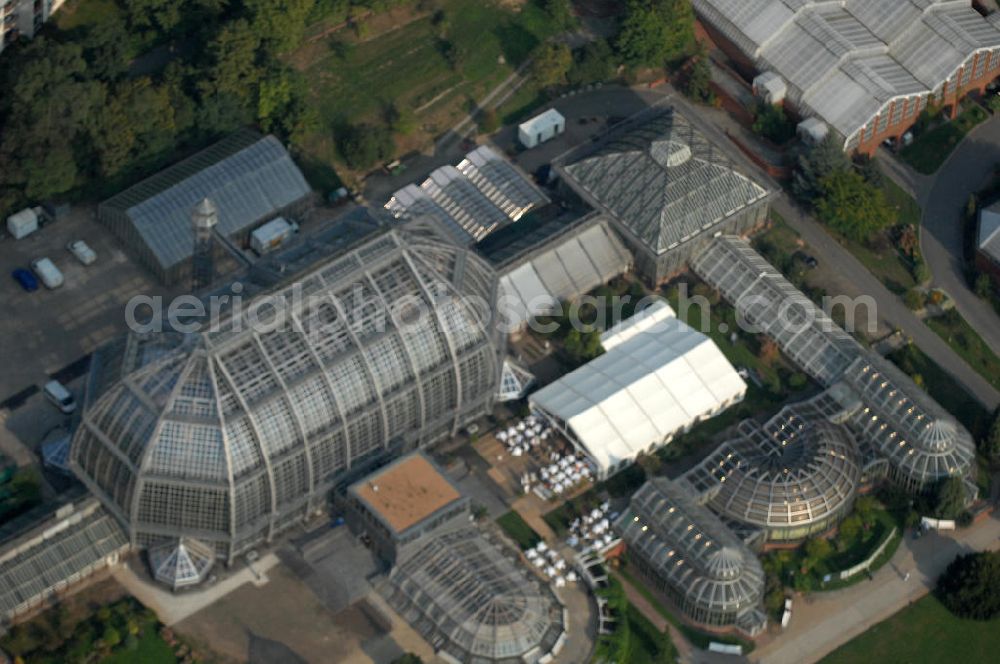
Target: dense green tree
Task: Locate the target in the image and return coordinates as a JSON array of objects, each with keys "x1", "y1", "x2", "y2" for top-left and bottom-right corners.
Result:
[
  {"x1": 337, "y1": 122, "x2": 395, "y2": 169},
  {"x1": 937, "y1": 551, "x2": 1000, "y2": 619},
  {"x1": 615, "y1": 0, "x2": 693, "y2": 68},
  {"x1": 837, "y1": 514, "x2": 862, "y2": 547},
  {"x1": 530, "y1": 42, "x2": 573, "y2": 88},
  {"x1": 567, "y1": 39, "x2": 615, "y2": 87},
  {"x1": 246, "y1": 0, "x2": 316, "y2": 53},
  {"x1": 201, "y1": 19, "x2": 263, "y2": 102},
  {"x1": 121, "y1": 0, "x2": 183, "y2": 35},
  {"x1": 791, "y1": 134, "x2": 851, "y2": 202},
  {"x1": 984, "y1": 409, "x2": 1000, "y2": 463},
  {"x1": 543, "y1": 0, "x2": 576, "y2": 30},
  {"x1": 815, "y1": 170, "x2": 896, "y2": 242},
  {"x1": 681, "y1": 53, "x2": 713, "y2": 104},
  {"x1": 752, "y1": 102, "x2": 795, "y2": 144},
  {"x1": 975, "y1": 273, "x2": 993, "y2": 299},
  {"x1": 933, "y1": 476, "x2": 968, "y2": 520}
]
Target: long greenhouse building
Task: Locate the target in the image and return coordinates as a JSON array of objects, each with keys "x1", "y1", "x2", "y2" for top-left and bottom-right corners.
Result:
[{"x1": 70, "y1": 224, "x2": 503, "y2": 564}]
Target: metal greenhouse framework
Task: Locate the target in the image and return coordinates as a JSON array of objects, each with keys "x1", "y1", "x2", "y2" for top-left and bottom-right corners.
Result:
[
  {"x1": 684, "y1": 391, "x2": 862, "y2": 541},
  {"x1": 382, "y1": 526, "x2": 566, "y2": 663},
  {"x1": 691, "y1": 235, "x2": 977, "y2": 495},
  {"x1": 615, "y1": 478, "x2": 767, "y2": 636},
  {"x1": 71, "y1": 225, "x2": 504, "y2": 565}
]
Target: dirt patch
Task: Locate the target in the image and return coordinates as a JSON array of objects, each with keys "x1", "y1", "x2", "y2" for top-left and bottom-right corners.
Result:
[{"x1": 173, "y1": 564, "x2": 389, "y2": 664}]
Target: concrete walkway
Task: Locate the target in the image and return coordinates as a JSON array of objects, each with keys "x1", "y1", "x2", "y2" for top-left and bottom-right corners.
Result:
[
  {"x1": 113, "y1": 553, "x2": 280, "y2": 626},
  {"x1": 751, "y1": 512, "x2": 1000, "y2": 664}
]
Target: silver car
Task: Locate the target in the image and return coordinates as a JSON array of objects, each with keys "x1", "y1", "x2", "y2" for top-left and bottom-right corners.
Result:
[{"x1": 67, "y1": 240, "x2": 97, "y2": 265}]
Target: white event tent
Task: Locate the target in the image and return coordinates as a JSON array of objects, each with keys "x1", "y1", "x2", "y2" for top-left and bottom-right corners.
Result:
[{"x1": 530, "y1": 302, "x2": 746, "y2": 478}]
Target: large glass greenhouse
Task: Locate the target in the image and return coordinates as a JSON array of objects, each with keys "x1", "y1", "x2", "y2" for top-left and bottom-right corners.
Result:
[
  {"x1": 684, "y1": 392, "x2": 861, "y2": 541},
  {"x1": 70, "y1": 225, "x2": 503, "y2": 565},
  {"x1": 615, "y1": 477, "x2": 767, "y2": 636},
  {"x1": 382, "y1": 526, "x2": 566, "y2": 663}
]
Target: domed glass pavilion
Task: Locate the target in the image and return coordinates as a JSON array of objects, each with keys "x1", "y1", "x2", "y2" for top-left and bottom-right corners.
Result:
[
  {"x1": 615, "y1": 477, "x2": 767, "y2": 636},
  {"x1": 685, "y1": 400, "x2": 861, "y2": 541},
  {"x1": 383, "y1": 527, "x2": 566, "y2": 663},
  {"x1": 70, "y1": 226, "x2": 502, "y2": 566}
]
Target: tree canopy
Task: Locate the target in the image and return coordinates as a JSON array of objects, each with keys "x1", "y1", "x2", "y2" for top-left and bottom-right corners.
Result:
[
  {"x1": 614, "y1": 0, "x2": 693, "y2": 68},
  {"x1": 932, "y1": 476, "x2": 968, "y2": 520},
  {"x1": 815, "y1": 169, "x2": 896, "y2": 242},
  {"x1": 937, "y1": 551, "x2": 1000, "y2": 620},
  {"x1": 530, "y1": 42, "x2": 573, "y2": 89},
  {"x1": 0, "y1": 0, "x2": 319, "y2": 214}
]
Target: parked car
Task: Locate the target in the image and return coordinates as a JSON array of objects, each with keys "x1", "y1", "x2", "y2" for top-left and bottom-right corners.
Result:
[
  {"x1": 11, "y1": 268, "x2": 38, "y2": 292},
  {"x1": 66, "y1": 240, "x2": 97, "y2": 265},
  {"x1": 30, "y1": 257, "x2": 64, "y2": 289},
  {"x1": 43, "y1": 380, "x2": 76, "y2": 414}
]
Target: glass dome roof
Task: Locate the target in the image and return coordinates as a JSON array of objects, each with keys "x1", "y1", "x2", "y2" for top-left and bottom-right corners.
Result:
[{"x1": 70, "y1": 227, "x2": 502, "y2": 564}]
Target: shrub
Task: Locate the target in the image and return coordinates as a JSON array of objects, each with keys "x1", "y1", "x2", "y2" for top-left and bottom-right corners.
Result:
[
  {"x1": 337, "y1": 123, "x2": 395, "y2": 170},
  {"x1": 905, "y1": 288, "x2": 926, "y2": 311}
]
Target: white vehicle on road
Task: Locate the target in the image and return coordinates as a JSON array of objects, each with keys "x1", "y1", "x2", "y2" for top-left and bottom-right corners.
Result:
[
  {"x1": 30, "y1": 257, "x2": 64, "y2": 289},
  {"x1": 43, "y1": 380, "x2": 76, "y2": 414},
  {"x1": 67, "y1": 240, "x2": 97, "y2": 265}
]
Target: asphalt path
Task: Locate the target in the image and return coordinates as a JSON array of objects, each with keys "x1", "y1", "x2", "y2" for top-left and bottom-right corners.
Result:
[{"x1": 920, "y1": 116, "x2": 1000, "y2": 355}]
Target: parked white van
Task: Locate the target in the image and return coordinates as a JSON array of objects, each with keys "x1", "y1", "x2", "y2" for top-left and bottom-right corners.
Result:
[
  {"x1": 43, "y1": 380, "x2": 76, "y2": 414},
  {"x1": 30, "y1": 258, "x2": 64, "y2": 289}
]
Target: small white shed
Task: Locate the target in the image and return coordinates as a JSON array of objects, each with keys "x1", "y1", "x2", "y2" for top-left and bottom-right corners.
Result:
[
  {"x1": 518, "y1": 108, "x2": 565, "y2": 149},
  {"x1": 753, "y1": 71, "x2": 787, "y2": 105},
  {"x1": 797, "y1": 117, "x2": 829, "y2": 145}
]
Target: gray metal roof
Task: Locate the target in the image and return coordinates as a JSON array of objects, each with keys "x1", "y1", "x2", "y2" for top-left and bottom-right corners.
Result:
[
  {"x1": 693, "y1": 0, "x2": 1000, "y2": 140},
  {"x1": 101, "y1": 132, "x2": 311, "y2": 270},
  {"x1": 978, "y1": 201, "x2": 1000, "y2": 263},
  {"x1": 561, "y1": 109, "x2": 769, "y2": 255}
]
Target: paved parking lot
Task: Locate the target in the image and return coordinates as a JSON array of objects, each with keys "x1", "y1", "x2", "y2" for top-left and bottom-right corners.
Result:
[{"x1": 0, "y1": 205, "x2": 177, "y2": 404}]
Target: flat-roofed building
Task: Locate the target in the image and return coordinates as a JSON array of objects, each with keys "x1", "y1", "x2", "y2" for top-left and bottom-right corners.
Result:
[{"x1": 345, "y1": 451, "x2": 469, "y2": 565}]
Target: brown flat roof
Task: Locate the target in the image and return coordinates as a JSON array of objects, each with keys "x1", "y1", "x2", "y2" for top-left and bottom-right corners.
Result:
[{"x1": 353, "y1": 454, "x2": 462, "y2": 534}]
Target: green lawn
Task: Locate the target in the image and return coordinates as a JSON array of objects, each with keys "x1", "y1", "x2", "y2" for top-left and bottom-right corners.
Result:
[
  {"x1": 899, "y1": 105, "x2": 989, "y2": 174},
  {"x1": 299, "y1": 0, "x2": 559, "y2": 129},
  {"x1": 820, "y1": 594, "x2": 1000, "y2": 664},
  {"x1": 496, "y1": 510, "x2": 542, "y2": 550},
  {"x1": 54, "y1": 0, "x2": 121, "y2": 32},
  {"x1": 102, "y1": 630, "x2": 176, "y2": 664},
  {"x1": 926, "y1": 308, "x2": 1000, "y2": 391},
  {"x1": 888, "y1": 342, "x2": 992, "y2": 439}
]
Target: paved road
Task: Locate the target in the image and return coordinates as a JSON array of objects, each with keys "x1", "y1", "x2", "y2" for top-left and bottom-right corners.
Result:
[
  {"x1": 751, "y1": 511, "x2": 1000, "y2": 664},
  {"x1": 667, "y1": 87, "x2": 1000, "y2": 409},
  {"x1": 920, "y1": 116, "x2": 1000, "y2": 355},
  {"x1": 772, "y1": 195, "x2": 1000, "y2": 409}
]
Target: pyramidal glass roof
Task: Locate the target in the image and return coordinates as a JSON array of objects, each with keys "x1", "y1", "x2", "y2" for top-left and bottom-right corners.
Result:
[
  {"x1": 149, "y1": 537, "x2": 215, "y2": 589},
  {"x1": 561, "y1": 108, "x2": 769, "y2": 255}
]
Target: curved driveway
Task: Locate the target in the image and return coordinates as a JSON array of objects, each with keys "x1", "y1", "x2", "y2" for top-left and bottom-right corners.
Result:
[{"x1": 922, "y1": 116, "x2": 1000, "y2": 354}]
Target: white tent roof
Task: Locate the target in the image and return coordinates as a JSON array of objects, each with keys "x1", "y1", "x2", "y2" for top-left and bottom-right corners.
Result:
[{"x1": 531, "y1": 303, "x2": 746, "y2": 474}]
